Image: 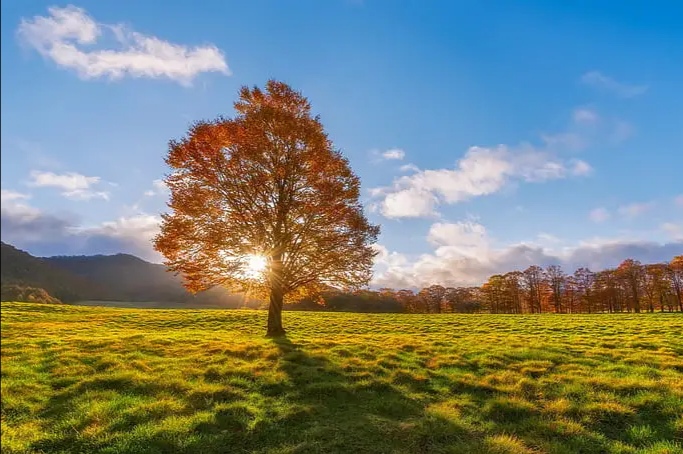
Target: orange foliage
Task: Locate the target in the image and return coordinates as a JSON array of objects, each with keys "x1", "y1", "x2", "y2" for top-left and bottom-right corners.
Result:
[{"x1": 154, "y1": 80, "x2": 380, "y2": 334}]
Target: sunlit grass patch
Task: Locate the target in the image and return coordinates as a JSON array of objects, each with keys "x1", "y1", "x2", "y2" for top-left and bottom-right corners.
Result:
[{"x1": 1, "y1": 302, "x2": 682, "y2": 453}]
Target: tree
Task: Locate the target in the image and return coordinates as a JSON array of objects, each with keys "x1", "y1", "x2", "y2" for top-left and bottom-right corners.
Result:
[
  {"x1": 444, "y1": 287, "x2": 481, "y2": 313},
  {"x1": 418, "y1": 285, "x2": 446, "y2": 313},
  {"x1": 573, "y1": 267, "x2": 595, "y2": 313},
  {"x1": 616, "y1": 259, "x2": 644, "y2": 313},
  {"x1": 545, "y1": 265, "x2": 566, "y2": 313},
  {"x1": 522, "y1": 266, "x2": 544, "y2": 313},
  {"x1": 154, "y1": 80, "x2": 380, "y2": 336},
  {"x1": 395, "y1": 289, "x2": 420, "y2": 313},
  {"x1": 668, "y1": 255, "x2": 683, "y2": 312},
  {"x1": 482, "y1": 275, "x2": 506, "y2": 314},
  {"x1": 643, "y1": 264, "x2": 669, "y2": 312},
  {"x1": 503, "y1": 271, "x2": 524, "y2": 314}
]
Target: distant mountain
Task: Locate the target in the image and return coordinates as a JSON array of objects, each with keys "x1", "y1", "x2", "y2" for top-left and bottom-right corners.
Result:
[
  {"x1": 46, "y1": 253, "x2": 190, "y2": 302},
  {"x1": 0, "y1": 242, "x2": 105, "y2": 301},
  {"x1": 1, "y1": 241, "x2": 251, "y2": 307}
]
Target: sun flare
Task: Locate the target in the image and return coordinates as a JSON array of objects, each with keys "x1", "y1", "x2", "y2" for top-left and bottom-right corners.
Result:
[{"x1": 244, "y1": 254, "x2": 268, "y2": 279}]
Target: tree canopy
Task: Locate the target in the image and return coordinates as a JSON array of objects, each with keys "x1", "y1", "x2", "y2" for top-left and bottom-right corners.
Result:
[{"x1": 154, "y1": 80, "x2": 380, "y2": 335}]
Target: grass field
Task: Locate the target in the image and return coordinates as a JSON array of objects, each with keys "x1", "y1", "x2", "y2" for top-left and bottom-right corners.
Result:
[{"x1": 1, "y1": 302, "x2": 682, "y2": 454}]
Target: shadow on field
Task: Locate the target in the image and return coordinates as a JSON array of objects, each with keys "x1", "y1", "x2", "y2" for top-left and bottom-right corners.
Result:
[
  {"x1": 179, "y1": 336, "x2": 481, "y2": 453},
  {"x1": 29, "y1": 338, "x2": 478, "y2": 454},
  {"x1": 28, "y1": 337, "x2": 680, "y2": 454}
]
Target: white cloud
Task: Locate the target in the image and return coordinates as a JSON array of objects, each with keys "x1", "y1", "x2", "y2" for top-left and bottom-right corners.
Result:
[
  {"x1": 372, "y1": 220, "x2": 683, "y2": 289},
  {"x1": 399, "y1": 163, "x2": 420, "y2": 173},
  {"x1": 1, "y1": 192, "x2": 162, "y2": 261},
  {"x1": 77, "y1": 215, "x2": 161, "y2": 254},
  {"x1": 28, "y1": 170, "x2": 109, "y2": 200},
  {"x1": 371, "y1": 144, "x2": 590, "y2": 219},
  {"x1": 381, "y1": 148, "x2": 406, "y2": 160},
  {"x1": 0, "y1": 190, "x2": 42, "y2": 222},
  {"x1": 572, "y1": 108, "x2": 599, "y2": 125},
  {"x1": 1, "y1": 189, "x2": 30, "y2": 203},
  {"x1": 589, "y1": 208, "x2": 610, "y2": 223},
  {"x1": 580, "y1": 71, "x2": 648, "y2": 98},
  {"x1": 1, "y1": 190, "x2": 73, "y2": 244},
  {"x1": 17, "y1": 5, "x2": 229, "y2": 86},
  {"x1": 371, "y1": 187, "x2": 438, "y2": 219},
  {"x1": 571, "y1": 159, "x2": 593, "y2": 176},
  {"x1": 427, "y1": 221, "x2": 488, "y2": 257},
  {"x1": 674, "y1": 195, "x2": 683, "y2": 207},
  {"x1": 618, "y1": 202, "x2": 653, "y2": 219}
]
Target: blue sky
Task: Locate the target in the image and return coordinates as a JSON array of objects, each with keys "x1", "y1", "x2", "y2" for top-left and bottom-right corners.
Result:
[{"x1": 1, "y1": 0, "x2": 682, "y2": 288}]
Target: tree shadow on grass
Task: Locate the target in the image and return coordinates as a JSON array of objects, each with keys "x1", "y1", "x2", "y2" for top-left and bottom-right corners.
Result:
[
  {"x1": 27, "y1": 338, "x2": 681, "y2": 454},
  {"x1": 30, "y1": 337, "x2": 482, "y2": 454},
  {"x1": 182, "y1": 336, "x2": 481, "y2": 453}
]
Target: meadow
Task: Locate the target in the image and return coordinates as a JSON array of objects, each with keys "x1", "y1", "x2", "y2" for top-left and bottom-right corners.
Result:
[{"x1": 1, "y1": 302, "x2": 682, "y2": 454}]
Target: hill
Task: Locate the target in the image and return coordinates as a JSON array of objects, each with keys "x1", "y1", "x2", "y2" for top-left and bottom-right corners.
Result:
[
  {"x1": 0, "y1": 241, "x2": 105, "y2": 302},
  {"x1": 45, "y1": 253, "x2": 190, "y2": 303},
  {"x1": 0, "y1": 242, "x2": 248, "y2": 307},
  {"x1": 2, "y1": 302, "x2": 682, "y2": 453}
]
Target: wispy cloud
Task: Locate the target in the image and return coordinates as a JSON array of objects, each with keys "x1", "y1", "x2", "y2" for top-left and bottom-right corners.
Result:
[
  {"x1": 17, "y1": 5, "x2": 229, "y2": 86},
  {"x1": 610, "y1": 120, "x2": 635, "y2": 143},
  {"x1": 380, "y1": 148, "x2": 406, "y2": 160},
  {"x1": 589, "y1": 207, "x2": 610, "y2": 223},
  {"x1": 618, "y1": 202, "x2": 654, "y2": 219},
  {"x1": 572, "y1": 108, "x2": 600, "y2": 125},
  {"x1": 1, "y1": 189, "x2": 31, "y2": 204},
  {"x1": 571, "y1": 159, "x2": 593, "y2": 176},
  {"x1": 28, "y1": 170, "x2": 110, "y2": 200},
  {"x1": 580, "y1": 71, "x2": 648, "y2": 98},
  {"x1": 399, "y1": 163, "x2": 420, "y2": 173}
]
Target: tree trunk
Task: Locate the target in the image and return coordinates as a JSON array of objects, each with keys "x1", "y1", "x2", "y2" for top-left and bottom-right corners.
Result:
[
  {"x1": 630, "y1": 285, "x2": 640, "y2": 313},
  {"x1": 266, "y1": 286, "x2": 285, "y2": 337},
  {"x1": 266, "y1": 256, "x2": 286, "y2": 337}
]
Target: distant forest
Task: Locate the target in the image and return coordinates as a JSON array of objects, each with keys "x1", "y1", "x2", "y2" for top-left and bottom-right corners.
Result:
[{"x1": 289, "y1": 256, "x2": 683, "y2": 314}]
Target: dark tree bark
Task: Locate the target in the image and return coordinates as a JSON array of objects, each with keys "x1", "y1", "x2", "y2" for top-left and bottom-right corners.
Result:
[{"x1": 266, "y1": 257, "x2": 286, "y2": 337}]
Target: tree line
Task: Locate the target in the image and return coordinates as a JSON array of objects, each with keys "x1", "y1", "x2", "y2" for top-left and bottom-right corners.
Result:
[{"x1": 287, "y1": 256, "x2": 683, "y2": 314}]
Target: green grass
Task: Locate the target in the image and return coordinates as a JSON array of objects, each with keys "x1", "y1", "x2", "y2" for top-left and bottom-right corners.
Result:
[{"x1": 2, "y1": 302, "x2": 683, "y2": 454}]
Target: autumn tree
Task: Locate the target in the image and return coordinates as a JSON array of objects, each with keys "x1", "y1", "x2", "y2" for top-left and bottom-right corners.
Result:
[
  {"x1": 481, "y1": 275, "x2": 503, "y2": 313},
  {"x1": 522, "y1": 265, "x2": 544, "y2": 313},
  {"x1": 154, "y1": 80, "x2": 380, "y2": 336},
  {"x1": 563, "y1": 275, "x2": 579, "y2": 313},
  {"x1": 573, "y1": 267, "x2": 595, "y2": 313},
  {"x1": 545, "y1": 265, "x2": 566, "y2": 313},
  {"x1": 616, "y1": 259, "x2": 644, "y2": 313},
  {"x1": 668, "y1": 255, "x2": 683, "y2": 312},
  {"x1": 444, "y1": 287, "x2": 481, "y2": 313},
  {"x1": 643, "y1": 264, "x2": 669, "y2": 312},
  {"x1": 418, "y1": 285, "x2": 447, "y2": 313},
  {"x1": 503, "y1": 271, "x2": 524, "y2": 314},
  {"x1": 395, "y1": 289, "x2": 420, "y2": 313}
]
